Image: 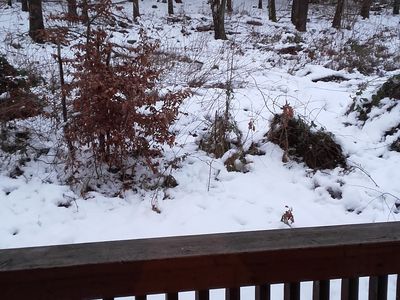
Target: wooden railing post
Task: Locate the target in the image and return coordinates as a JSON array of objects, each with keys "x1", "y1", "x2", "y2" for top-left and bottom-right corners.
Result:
[
  {"x1": 369, "y1": 275, "x2": 388, "y2": 300},
  {"x1": 226, "y1": 287, "x2": 240, "y2": 300},
  {"x1": 255, "y1": 284, "x2": 270, "y2": 300},
  {"x1": 284, "y1": 282, "x2": 300, "y2": 300},
  {"x1": 166, "y1": 292, "x2": 178, "y2": 300},
  {"x1": 341, "y1": 278, "x2": 359, "y2": 300},
  {"x1": 313, "y1": 280, "x2": 330, "y2": 300},
  {"x1": 195, "y1": 290, "x2": 209, "y2": 300}
]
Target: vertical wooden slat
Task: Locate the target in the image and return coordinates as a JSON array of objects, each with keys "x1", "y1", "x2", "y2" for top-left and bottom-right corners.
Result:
[
  {"x1": 369, "y1": 275, "x2": 388, "y2": 300},
  {"x1": 397, "y1": 274, "x2": 400, "y2": 300},
  {"x1": 313, "y1": 280, "x2": 330, "y2": 300},
  {"x1": 341, "y1": 278, "x2": 359, "y2": 300},
  {"x1": 226, "y1": 287, "x2": 240, "y2": 300},
  {"x1": 255, "y1": 284, "x2": 270, "y2": 300},
  {"x1": 195, "y1": 290, "x2": 209, "y2": 300},
  {"x1": 136, "y1": 296, "x2": 147, "y2": 300},
  {"x1": 166, "y1": 292, "x2": 178, "y2": 300},
  {"x1": 284, "y1": 282, "x2": 300, "y2": 300}
]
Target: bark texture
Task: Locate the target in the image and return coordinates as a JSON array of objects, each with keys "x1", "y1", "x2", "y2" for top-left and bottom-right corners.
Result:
[
  {"x1": 332, "y1": 0, "x2": 344, "y2": 28},
  {"x1": 21, "y1": 0, "x2": 28, "y2": 12},
  {"x1": 227, "y1": 0, "x2": 232, "y2": 13},
  {"x1": 268, "y1": 0, "x2": 276, "y2": 22},
  {"x1": 133, "y1": 0, "x2": 140, "y2": 19},
  {"x1": 291, "y1": 0, "x2": 299, "y2": 25},
  {"x1": 360, "y1": 0, "x2": 372, "y2": 19},
  {"x1": 295, "y1": 0, "x2": 308, "y2": 31},
  {"x1": 394, "y1": 0, "x2": 399, "y2": 14},
  {"x1": 168, "y1": 0, "x2": 173, "y2": 14},
  {"x1": 67, "y1": 0, "x2": 78, "y2": 17},
  {"x1": 210, "y1": 0, "x2": 228, "y2": 40},
  {"x1": 28, "y1": 0, "x2": 45, "y2": 43}
]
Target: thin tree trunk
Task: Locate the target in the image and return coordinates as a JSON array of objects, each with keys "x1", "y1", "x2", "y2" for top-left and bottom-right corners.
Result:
[
  {"x1": 291, "y1": 0, "x2": 299, "y2": 25},
  {"x1": 295, "y1": 0, "x2": 308, "y2": 31},
  {"x1": 268, "y1": 0, "x2": 276, "y2": 22},
  {"x1": 258, "y1": 0, "x2": 262, "y2": 9},
  {"x1": 210, "y1": 0, "x2": 228, "y2": 40},
  {"x1": 56, "y1": 42, "x2": 72, "y2": 158},
  {"x1": 332, "y1": 0, "x2": 344, "y2": 28},
  {"x1": 8, "y1": 0, "x2": 12, "y2": 7},
  {"x1": 67, "y1": 0, "x2": 78, "y2": 18},
  {"x1": 133, "y1": 0, "x2": 140, "y2": 19},
  {"x1": 81, "y1": 0, "x2": 89, "y2": 24},
  {"x1": 21, "y1": 0, "x2": 28, "y2": 12},
  {"x1": 360, "y1": 0, "x2": 372, "y2": 18},
  {"x1": 57, "y1": 45, "x2": 68, "y2": 125},
  {"x1": 29, "y1": 0, "x2": 45, "y2": 43},
  {"x1": 168, "y1": 0, "x2": 173, "y2": 14},
  {"x1": 227, "y1": 0, "x2": 232, "y2": 13},
  {"x1": 394, "y1": 0, "x2": 399, "y2": 14}
]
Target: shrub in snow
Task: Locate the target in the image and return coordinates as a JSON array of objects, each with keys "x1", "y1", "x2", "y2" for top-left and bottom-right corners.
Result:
[
  {"x1": 0, "y1": 56, "x2": 42, "y2": 123},
  {"x1": 60, "y1": 0, "x2": 190, "y2": 191},
  {"x1": 350, "y1": 74, "x2": 400, "y2": 153},
  {"x1": 267, "y1": 104, "x2": 347, "y2": 170}
]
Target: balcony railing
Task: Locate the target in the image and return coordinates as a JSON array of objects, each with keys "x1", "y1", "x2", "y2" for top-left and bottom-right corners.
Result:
[{"x1": 0, "y1": 222, "x2": 399, "y2": 300}]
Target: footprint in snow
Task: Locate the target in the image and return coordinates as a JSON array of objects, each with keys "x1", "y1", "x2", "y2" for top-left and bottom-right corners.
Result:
[{"x1": 232, "y1": 215, "x2": 248, "y2": 226}]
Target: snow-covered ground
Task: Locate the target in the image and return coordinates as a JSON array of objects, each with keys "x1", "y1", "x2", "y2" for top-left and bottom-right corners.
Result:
[{"x1": 0, "y1": 0, "x2": 400, "y2": 298}]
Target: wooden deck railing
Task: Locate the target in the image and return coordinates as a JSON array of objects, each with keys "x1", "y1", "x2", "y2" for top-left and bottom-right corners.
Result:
[{"x1": 1, "y1": 222, "x2": 400, "y2": 300}]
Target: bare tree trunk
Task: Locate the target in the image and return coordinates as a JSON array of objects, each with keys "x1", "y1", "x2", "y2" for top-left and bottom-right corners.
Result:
[
  {"x1": 210, "y1": 0, "x2": 228, "y2": 40},
  {"x1": 56, "y1": 42, "x2": 73, "y2": 157},
  {"x1": 8, "y1": 0, "x2": 12, "y2": 7},
  {"x1": 133, "y1": 0, "x2": 140, "y2": 19},
  {"x1": 168, "y1": 0, "x2": 173, "y2": 14},
  {"x1": 258, "y1": 0, "x2": 262, "y2": 9},
  {"x1": 360, "y1": 0, "x2": 372, "y2": 18},
  {"x1": 394, "y1": 0, "x2": 399, "y2": 14},
  {"x1": 175, "y1": 0, "x2": 182, "y2": 3},
  {"x1": 291, "y1": 0, "x2": 299, "y2": 25},
  {"x1": 67, "y1": 0, "x2": 78, "y2": 18},
  {"x1": 81, "y1": 0, "x2": 89, "y2": 24},
  {"x1": 227, "y1": 0, "x2": 233, "y2": 13},
  {"x1": 295, "y1": 0, "x2": 308, "y2": 31},
  {"x1": 28, "y1": 0, "x2": 45, "y2": 43},
  {"x1": 21, "y1": 0, "x2": 28, "y2": 12},
  {"x1": 332, "y1": 0, "x2": 344, "y2": 28},
  {"x1": 268, "y1": 0, "x2": 277, "y2": 21}
]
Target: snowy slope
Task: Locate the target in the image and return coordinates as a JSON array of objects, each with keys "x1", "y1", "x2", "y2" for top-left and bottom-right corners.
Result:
[{"x1": 0, "y1": 1, "x2": 400, "y2": 297}]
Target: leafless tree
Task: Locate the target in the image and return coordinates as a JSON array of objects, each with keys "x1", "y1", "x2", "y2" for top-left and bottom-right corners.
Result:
[
  {"x1": 294, "y1": 0, "x2": 308, "y2": 31},
  {"x1": 29, "y1": 0, "x2": 45, "y2": 43},
  {"x1": 227, "y1": 0, "x2": 232, "y2": 13},
  {"x1": 133, "y1": 0, "x2": 140, "y2": 19},
  {"x1": 21, "y1": 0, "x2": 28, "y2": 11},
  {"x1": 332, "y1": 0, "x2": 344, "y2": 28},
  {"x1": 210, "y1": 0, "x2": 228, "y2": 40},
  {"x1": 360, "y1": 0, "x2": 372, "y2": 18},
  {"x1": 394, "y1": 0, "x2": 399, "y2": 14},
  {"x1": 268, "y1": 0, "x2": 276, "y2": 22},
  {"x1": 168, "y1": 0, "x2": 174, "y2": 14},
  {"x1": 67, "y1": 0, "x2": 78, "y2": 17}
]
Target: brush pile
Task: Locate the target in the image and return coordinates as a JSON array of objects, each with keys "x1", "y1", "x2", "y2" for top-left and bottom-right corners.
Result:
[{"x1": 267, "y1": 104, "x2": 346, "y2": 170}]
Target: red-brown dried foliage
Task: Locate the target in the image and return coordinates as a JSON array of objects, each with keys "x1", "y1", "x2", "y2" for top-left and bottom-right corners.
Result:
[{"x1": 64, "y1": 1, "x2": 189, "y2": 174}]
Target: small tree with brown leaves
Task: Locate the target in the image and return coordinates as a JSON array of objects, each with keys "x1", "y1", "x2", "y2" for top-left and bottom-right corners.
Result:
[{"x1": 56, "y1": 0, "x2": 190, "y2": 189}]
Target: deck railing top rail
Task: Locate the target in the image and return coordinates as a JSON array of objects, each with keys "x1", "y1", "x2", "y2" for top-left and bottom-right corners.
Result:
[{"x1": 1, "y1": 222, "x2": 400, "y2": 299}]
